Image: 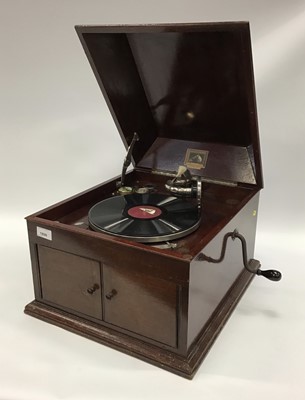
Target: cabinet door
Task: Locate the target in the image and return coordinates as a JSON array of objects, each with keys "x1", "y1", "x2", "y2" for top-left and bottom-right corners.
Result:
[
  {"x1": 103, "y1": 264, "x2": 178, "y2": 347},
  {"x1": 38, "y1": 246, "x2": 102, "y2": 319}
]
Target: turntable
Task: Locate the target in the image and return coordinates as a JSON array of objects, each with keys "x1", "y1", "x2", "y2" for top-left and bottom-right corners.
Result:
[{"x1": 24, "y1": 22, "x2": 281, "y2": 379}]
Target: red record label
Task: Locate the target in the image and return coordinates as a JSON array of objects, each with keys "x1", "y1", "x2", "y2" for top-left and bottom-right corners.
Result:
[{"x1": 127, "y1": 205, "x2": 162, "y2": 220}]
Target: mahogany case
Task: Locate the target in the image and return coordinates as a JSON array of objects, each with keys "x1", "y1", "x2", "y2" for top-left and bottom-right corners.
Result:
[{"x1": 25, "y1": 22, "x2": 263, "y2": 378}]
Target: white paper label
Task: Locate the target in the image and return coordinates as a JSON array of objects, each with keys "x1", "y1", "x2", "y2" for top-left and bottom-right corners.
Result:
[{"x1": 37, "y1": 227, "x2": 52, "y2": 241}]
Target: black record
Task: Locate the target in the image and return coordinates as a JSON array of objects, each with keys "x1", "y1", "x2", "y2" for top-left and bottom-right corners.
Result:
[{"x1": 88, "y1": 193, "x2": 200, "y2": 243}]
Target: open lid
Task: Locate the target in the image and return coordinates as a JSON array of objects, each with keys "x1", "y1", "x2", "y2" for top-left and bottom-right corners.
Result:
[{"x1": 76, "y1": 22, "x2": 262, "y2": 187}]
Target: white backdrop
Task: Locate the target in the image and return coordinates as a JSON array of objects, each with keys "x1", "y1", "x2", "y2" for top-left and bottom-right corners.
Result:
[{"x1": 1, "y1": 1, "x2": 305, "y2": 399}]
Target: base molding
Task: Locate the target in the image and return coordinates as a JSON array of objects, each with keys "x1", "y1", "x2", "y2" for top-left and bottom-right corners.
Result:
[{"x1": 24, "y1": 269, "x2": 253, "y2": 379}]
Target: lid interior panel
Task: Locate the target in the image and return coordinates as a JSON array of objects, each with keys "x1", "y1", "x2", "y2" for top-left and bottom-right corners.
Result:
[
  {"x1": 81, "y1": 32, "x2": 158, "y2": 164},
  {"x1": 76, "y1": 23, "x2": 262, "y2": 186}
]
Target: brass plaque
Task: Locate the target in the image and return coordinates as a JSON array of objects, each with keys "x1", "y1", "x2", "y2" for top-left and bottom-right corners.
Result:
[{"x1": 184, "y1": 149, "x2": 209, "y2": 170}]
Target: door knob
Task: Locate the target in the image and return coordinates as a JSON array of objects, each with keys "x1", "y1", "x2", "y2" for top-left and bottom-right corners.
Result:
[
  {"x1": 105, "y1": 289, "x2": 117, "y2": 300},
  {"x1": 87, "y1": 283, "x2": 99, "y2": 295}
]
